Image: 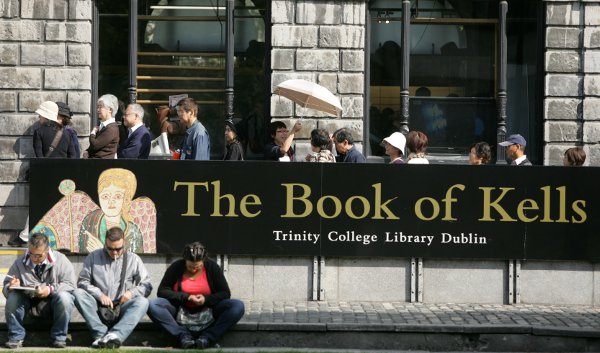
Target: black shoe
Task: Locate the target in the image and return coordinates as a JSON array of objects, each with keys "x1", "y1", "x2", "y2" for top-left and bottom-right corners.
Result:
[
  {"x1": 7, "y1": 237, "x2": 26, "y2": 247},
  {"x1": 195, "y1": 336, "x2": 210, "y2": 350},
  {"x1": 180, "y1": 339, "x2": 195, "y2": 349}
]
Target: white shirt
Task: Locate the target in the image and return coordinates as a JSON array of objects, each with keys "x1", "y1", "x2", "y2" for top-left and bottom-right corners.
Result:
[
  {"x1": 99, "y1": 118, "x2": 116, "y2": 130},
  {"x1": 514, "y1": 155, "x2": 528, "y2": 165},
  {"x1": 129, "y1": 122, "x2": 143, "y2": 135}
]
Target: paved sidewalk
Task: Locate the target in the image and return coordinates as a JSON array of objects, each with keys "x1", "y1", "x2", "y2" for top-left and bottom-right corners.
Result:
[
  {"x1": 2, "y1": 301, "x2": 600, "y2": 351},
  {"x1": 2, "y1": 300, "x2": 600, "y2": 333},
  {"x1": 240, "y1": 301, "x2": 600, "y2": 334}
]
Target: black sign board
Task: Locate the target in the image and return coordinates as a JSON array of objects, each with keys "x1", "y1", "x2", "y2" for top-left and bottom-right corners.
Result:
[{"x1": 29, "y1": 159, "x2": 599, "y2": 261}]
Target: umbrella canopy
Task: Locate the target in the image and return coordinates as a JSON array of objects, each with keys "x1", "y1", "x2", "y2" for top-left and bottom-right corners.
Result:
[{"x1": 274, "y1": 79, "x2": 342, "y2": 117}]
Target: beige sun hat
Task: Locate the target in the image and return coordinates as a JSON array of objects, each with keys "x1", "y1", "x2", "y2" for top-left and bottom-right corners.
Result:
[
  {"x1": 35, "y1": 101, "x2": 59, "y2": 122},
  {"x1": 383, "y1": 132, "x2": 406, "y2": 152}
]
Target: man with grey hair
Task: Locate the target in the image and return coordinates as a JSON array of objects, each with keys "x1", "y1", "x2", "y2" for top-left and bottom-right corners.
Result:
[
  {"x1": 117, "y1": 103, "x2": 151, "y2": 159},
  {"x1": 86, "y1": 93, "x2": 120, "y2": 159},
  {"x1": 3, "y1": 233, "x2": 76, "y2": 349}
]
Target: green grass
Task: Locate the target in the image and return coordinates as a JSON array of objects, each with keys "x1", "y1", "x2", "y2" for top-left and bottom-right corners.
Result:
[{"x1": 12, "y1": 350, "x2": 363, "y2": 353}]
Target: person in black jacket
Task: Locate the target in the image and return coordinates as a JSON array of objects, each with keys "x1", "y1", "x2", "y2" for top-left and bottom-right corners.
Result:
[
  {"x1": 33, "y1": 101, "x2": 75, "y2": 158},
  {"x1": 147, "y1": 242, "x2": 244, "y2": 349},
  {"x1": 224, "y1": 120, "x2": 243, "y2": 161}
]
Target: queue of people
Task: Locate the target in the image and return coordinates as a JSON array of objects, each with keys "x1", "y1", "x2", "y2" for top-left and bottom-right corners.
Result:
[
  {"x1": 3, "y1": 230, "x2": 243, "y2": 350},
  {"x1": 33, "y1": 94, "x2": 582, "y2": 166}
]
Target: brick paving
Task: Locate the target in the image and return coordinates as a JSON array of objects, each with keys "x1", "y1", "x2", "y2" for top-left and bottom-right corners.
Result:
[
  {"x1": 240, "y1": 301, "x2": 600, "y2": 332},
  {"x1": 2, "y1": 301, "x2": 600, "y2": 350},
  {"x1": 2, "y1": 300, "x2": 600, "y2": 340}
]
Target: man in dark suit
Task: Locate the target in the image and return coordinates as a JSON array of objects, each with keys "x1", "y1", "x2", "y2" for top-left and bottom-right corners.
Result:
[
  {"x1": 498, "y1": 133, "x2": 532, "y2": 166},
  {"x1": 117, "y1": 103, "x2": 151, "y2": 159}
]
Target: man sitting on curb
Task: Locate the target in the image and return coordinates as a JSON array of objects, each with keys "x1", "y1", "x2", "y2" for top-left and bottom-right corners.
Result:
[
  {"x1": 3, "y1": 233, "x2": 76, "y2": 349},
  {"x1": 74, "y1": 227, "x2": 152, "y2": 349}
]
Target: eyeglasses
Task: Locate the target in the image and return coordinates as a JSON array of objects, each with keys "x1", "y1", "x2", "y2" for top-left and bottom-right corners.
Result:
[
  {"x1": 106, "y1": 246, "x2": 123, "y2": 252},
  {"x1": 29, "y1": 253, "x2": 46, "y2": 259}
]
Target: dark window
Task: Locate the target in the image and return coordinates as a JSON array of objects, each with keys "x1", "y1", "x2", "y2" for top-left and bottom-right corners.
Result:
[
  {"x1": 97, "y1": 0, "x2": 269, "y2": 158},
  {"x1": 368, "y1": 0, "x2": 540, "y2": 161}
]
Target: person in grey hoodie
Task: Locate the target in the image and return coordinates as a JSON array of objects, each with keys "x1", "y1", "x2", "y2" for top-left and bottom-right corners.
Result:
[
  {"x1": 73, "y1": 227, "x2": 152, "y2": 349},
  {"x1": 3, "y1": 233, "x2": 76, "y2": 349}
]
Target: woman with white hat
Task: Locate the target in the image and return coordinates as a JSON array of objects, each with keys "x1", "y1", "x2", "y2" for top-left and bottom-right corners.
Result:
[
  {"x1": 33, "y1": 101, "x2": 76, "y2": 158},
  {"x1": 382, "y1": 132, "x2": 406, "y2": 164},
  {"x1": 14, "y1": 101, "x2": 77, "y2": 247}
]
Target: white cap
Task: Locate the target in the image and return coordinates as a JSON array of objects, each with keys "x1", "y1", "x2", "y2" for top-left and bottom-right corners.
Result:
[
  {"x1": 383, "y1": 132, "x2": 406, "y2": 152},
  {"x1": 35, "y1": 101, "x2": 59, "y2": 122}
]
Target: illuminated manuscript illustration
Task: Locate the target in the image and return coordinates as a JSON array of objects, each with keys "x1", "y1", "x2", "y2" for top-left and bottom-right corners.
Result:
[{"x1": 31, "y1": 168, "x2": 157, "y2": 253}]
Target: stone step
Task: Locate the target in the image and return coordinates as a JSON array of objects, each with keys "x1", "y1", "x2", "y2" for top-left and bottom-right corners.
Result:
[
  {"x1": 0, "y1": 248, "x2": 25, "y2": 270},
  {"x1": 1, "y1": 303, "x2": 600, "y2": 351}
]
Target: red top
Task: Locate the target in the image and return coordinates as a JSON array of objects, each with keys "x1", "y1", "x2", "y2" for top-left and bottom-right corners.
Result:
[{"x1": 174, "y1": 267, "x2": 212, "y2": 308}]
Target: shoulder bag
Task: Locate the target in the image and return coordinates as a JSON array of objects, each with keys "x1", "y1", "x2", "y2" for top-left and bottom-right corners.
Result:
[
  {"x1": 97, "y1": 251, "x2": 128, "y2": 325},
  {"x1": 174, "y1": 279, "x2": 214, "y2": 332}
]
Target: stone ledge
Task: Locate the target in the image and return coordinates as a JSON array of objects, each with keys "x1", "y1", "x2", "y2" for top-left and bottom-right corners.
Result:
[
  {"x1": 3, "y1": 319, "x2": 600, "y2": 338},
  {"x1": 2, "y1": 302, "x2": 600, "y2": 350}
]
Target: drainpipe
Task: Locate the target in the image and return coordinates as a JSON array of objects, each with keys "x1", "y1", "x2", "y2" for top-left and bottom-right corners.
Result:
[
  {"x1": 496, "y1": 0, "x2": 508, "y2": 163},
  {"x1": 225, "y1": 0, "x2": 235, "y2": 121},
  {"x1": 128, "y1": 0, "x2": 138, "y2": 104},
  {"x1": 399, "y1": 0, "x2": 411, "y2": 134}
]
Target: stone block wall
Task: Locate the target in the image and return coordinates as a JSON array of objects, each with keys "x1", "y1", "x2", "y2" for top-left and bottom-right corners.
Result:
[
  {"x1": 270, "y1": 1, "x2": 366, "y2": 156},
  {"x1": 544, "y1": 1, "x2": 600, "y2": 165},
  {"x1": 0, "y1": 0, "x2": 92, "y2": 243}
]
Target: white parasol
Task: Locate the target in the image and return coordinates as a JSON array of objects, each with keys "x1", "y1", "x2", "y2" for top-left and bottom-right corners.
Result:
[{"x1": 274, "y1": 79, "x2": 342, "y2": 117}]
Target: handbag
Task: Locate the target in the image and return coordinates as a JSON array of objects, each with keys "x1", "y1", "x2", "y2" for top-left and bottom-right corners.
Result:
[
  {"x1": 97, "y1": 252, "x2": 127, "y2": 326},
  {"x1": 98, "y1": 302, "x2": 121, "y2": 325},
  {"x1": 176, "y1": 306, "x2": 214, "y2": 333},
  {"x1": 174, "y1": 277, "x2": 214, "y2": 332}
]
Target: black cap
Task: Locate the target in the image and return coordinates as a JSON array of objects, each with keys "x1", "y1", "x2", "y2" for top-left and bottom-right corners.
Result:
[
  {"x1": 225, "y1": 119, "x2": 237, "y2": 135},
  {"x1": 56, "y1": 102, "x2": 72, "y2": 117}
]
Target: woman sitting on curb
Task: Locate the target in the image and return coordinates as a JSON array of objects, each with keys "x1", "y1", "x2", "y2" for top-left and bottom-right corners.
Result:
[{"x1": 147, "y1": 242, "x2": 244, "y2": 349}]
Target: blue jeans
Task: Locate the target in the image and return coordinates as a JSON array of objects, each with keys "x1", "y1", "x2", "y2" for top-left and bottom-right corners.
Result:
[
  {"x1": 73, "y1": 288, "x2": 149, "y2": 343},
  {"x1": 148, "y1": 297, "x2": 244, "y2": 344},
  {"x1": 5, "y1": 290, "x2": 74, "y2": 342}
]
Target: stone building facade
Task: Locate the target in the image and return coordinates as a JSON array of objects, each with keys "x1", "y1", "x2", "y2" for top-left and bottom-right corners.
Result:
[
  {"x1": 271, "y1": 1, "x2": 366, "y2": 157},
  {"x1": 545, "y1": 0, "x2": 600, "y2": 165},
  {"x1": 1, "y1": 0, "x2": 600, "y2": 304},
  {"x1": 0, "y1": 0, "x2": 92, "y2": 244}
]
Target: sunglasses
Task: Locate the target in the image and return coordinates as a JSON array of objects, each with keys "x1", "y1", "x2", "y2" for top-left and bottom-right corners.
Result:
[{"x1": 106, "y1": 246, "x2": 124, "y2": 252}]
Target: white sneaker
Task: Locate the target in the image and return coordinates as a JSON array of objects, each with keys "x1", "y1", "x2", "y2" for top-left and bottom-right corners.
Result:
[
  {"x1": 100, "y1": 333, "x2": 121, "y2": 349},
  {"x1": 91, "y1": 338, "x2": 102, "y2": 349}
]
